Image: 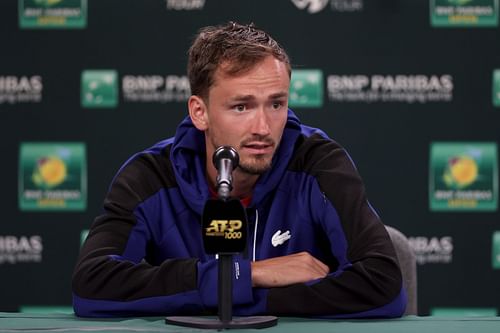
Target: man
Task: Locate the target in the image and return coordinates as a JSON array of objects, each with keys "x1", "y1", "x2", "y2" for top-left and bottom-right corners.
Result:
[{"x1": 72, "y1": 22, "x2": 406, "y2": 318}]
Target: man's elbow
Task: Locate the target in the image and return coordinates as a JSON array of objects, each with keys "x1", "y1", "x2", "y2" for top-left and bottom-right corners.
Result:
[
  {"x1": 72, "y1": 293, "x2": 99, "y2": 318},
  {"x1": 382, "y1": 286, "x2": 407, "y2": 318}
]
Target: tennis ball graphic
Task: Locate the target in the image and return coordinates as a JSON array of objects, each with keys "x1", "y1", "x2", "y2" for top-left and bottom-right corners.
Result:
[
  {"x1": 448, "y1": 156, "x2": 478, "y2": 188},
  {"x1": 33, "y1": 156, "x2": 67, "y2": 188}
]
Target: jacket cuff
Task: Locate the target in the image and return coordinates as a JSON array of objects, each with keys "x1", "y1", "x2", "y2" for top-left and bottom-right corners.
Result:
[
  {"x1": 233, "y1": 258, "x2": 253, "y2": 305},
  {"x1": 197, "y1": 258, "x2": 253, "y2": 308}
]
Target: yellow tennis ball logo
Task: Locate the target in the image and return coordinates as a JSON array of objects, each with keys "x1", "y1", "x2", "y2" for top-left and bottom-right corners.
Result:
[
  {"x1": 33, "y1": 156, "x2": 67, "y2": 188},
  {"x1": 447, "y1": 156, "x2": 478, "y2": 188},
  {"x1": 450, "y1": 157, "x2": 477, "y2": 185}
]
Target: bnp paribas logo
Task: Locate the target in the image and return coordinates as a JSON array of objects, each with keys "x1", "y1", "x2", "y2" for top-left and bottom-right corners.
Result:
[
  {"x1": 18, "y1": 142, "x2": 87, "y2": 211},
  {"x1": 81, "y1": 70, "x2": 118, "y2": 108},
  {"x1": 429, "y1": 142, "x2": 498, "y2": 211},
  {"x1": 289, "y1": 69, "x2": 324, "y2": 108},
  {"x1": 430, "y1": 0, "x2": 499, "y2": 27},
  {"x1": 19, "y1": 0, "x2": 87, "y2": 29}
]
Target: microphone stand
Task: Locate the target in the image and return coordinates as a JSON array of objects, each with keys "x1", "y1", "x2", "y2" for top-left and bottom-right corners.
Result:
[
  {"x1": 166, "y1": 147, "x2": 277, "y2": 329},
  {"x1": 216, "y1": 183, "x2": 235, "y2": 326},
  {"x1": 218, "y1": 252, "x2": 233, "y2": 325}
]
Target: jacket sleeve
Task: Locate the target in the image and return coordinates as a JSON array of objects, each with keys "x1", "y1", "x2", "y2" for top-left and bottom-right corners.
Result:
[
  {"x1": 71, "y1": 151, "x2": 254, "y2": 317},
  {"x1": 266, "y1": 135, "x2": 406, "y2": 318}
]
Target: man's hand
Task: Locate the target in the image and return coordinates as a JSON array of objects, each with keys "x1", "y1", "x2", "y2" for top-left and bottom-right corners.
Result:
[{"x1": 251, "y1": 251, "x2": 329, "y2": 288}]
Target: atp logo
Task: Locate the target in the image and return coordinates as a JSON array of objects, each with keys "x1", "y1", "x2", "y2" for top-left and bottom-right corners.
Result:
[
  {"x1": 291, "y1": 0, "x2": 329, "y2": 14},
  {"x1": 205, "y1": 220, "x2": 243, "y2": 239}
]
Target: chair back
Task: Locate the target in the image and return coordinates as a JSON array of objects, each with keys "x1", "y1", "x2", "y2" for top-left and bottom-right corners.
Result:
[{"x1": 385, "y1": 225, "x2": 418, "y2": 315}]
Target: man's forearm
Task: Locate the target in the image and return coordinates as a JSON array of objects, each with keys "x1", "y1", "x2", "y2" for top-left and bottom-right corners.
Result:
[{"x1": 250, "y1": 251, "x2": 329, "y2": 288}]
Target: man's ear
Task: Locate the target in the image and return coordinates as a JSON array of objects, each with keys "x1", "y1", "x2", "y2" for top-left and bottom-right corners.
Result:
[{"x1": 188, "y1": 95, "x2": 208, "y2": 131}]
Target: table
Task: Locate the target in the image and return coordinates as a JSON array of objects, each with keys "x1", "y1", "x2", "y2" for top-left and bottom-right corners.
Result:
[{"x1": 1, "y1": 312, "x2": 500, "y2": 333}]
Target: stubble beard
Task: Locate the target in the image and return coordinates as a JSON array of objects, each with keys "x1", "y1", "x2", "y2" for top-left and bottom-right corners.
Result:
[{"x1": 238, "y1": 155, "x2": 273, "y2": 175}]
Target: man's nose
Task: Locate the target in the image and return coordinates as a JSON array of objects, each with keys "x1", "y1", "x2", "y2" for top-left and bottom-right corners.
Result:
[{"x1": 250, "y1": 108, "x2": 271, "y2": 136}]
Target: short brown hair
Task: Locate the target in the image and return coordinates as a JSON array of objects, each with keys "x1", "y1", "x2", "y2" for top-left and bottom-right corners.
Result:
[{"x1": 187, "y1": 22, "x2": 291, "y2": 100}]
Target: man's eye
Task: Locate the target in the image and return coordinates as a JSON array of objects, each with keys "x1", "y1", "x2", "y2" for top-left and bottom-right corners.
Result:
[
  {"x1": 272, "y1": 102, "x2": 283, "y2": 109},
  {"x1": 233, "y1": 104, "x2": 246, "y2": 112}
]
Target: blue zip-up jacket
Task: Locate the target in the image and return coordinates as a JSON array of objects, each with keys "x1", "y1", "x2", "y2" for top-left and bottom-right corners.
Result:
[{"x1": 72, "y1": 110, "x2": 406, "y2": 318}]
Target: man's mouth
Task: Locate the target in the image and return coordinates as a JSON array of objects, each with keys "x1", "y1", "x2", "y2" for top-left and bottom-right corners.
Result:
[{"x1": 241, "y1": 142, "x2": 274, "y2": 155}]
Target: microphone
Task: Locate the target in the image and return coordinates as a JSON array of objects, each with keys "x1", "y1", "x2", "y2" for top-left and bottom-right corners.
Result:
[
  {"x1": 213, "y1": 146, "x2": 239, "y2": 200},
  {"x1": 202, "y1": 145, "x2": 248, "y2": 324}
]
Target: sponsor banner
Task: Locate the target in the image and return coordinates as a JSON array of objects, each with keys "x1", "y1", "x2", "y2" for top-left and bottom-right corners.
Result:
[
  {"x1": 429, "y1": 142, "x2": 498, "y2": 211},
  {"x1": 291, "y1": 0, "x2": 363, "y2": 13},
  {"x1": 81, "y1": 71, "x2": 190, "y2": 107},
  {"x1": 81, "y1": 70, "x2": 118, "y2": 108},
  {"x1": 165, "y1": 0, "x2": 206, "y2": 10},
  {"x1": 19, "y1": 0, "x2": 87, "y2": 29},
  {"x1": 492, "y1": 69, "x2": 500, "y2": 107},
  {"x1": 430, "y1": 0, "x2": 499, "y2": 27},
  {"x1": 431, "y1": 307, "x2": 498, "y2": 316},
  {"x1": 493, "y1": 231, "x2": 500, "y2": 269},
  {"x1": 0, "y1": 75, "x2": 43, "y2": 105},
  {"x1": 327, "y1": 74, "x2": 453, "y2": 104},
  {"x1": 19, "y1": 142, "x2": 87, "y2": 211},
  {"x1": 122, "y1": 75, "x2": 190, "y2": 103},
  {"x1": 289, "y1": 69, "x2": 323, "y2": 108},
  {"x1": 408, "y1": 236, "x2": 453, "y2": 265},
  {"x1": 0, "y1": 235, "x2": 43, "y2": 264}
]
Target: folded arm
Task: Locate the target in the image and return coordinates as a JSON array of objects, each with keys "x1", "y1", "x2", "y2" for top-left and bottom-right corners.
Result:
[{"x1": 255, "y1": 135, "x2": 406, "y2": 318}]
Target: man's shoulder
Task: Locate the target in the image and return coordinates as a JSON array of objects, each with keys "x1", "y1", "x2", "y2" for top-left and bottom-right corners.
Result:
[
  {"x1": 120, "y1": 138, "x2": 174, "y2": 177},
  {"x1": 107, "y1": 139, "x2": 178, "y2": 205},
  {"x1": 288, "y1": 129, "x2": 347, "y2": 173}
]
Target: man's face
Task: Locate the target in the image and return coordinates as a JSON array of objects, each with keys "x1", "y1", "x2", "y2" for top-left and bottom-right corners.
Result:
[{"x1": 201, "y1": 56, "x2": 290, "y2": 175}]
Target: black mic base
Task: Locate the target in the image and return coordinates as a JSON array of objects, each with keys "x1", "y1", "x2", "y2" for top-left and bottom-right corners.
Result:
[{"x1": 165, "y1": 315, "x2": 278, "y2": 329}]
